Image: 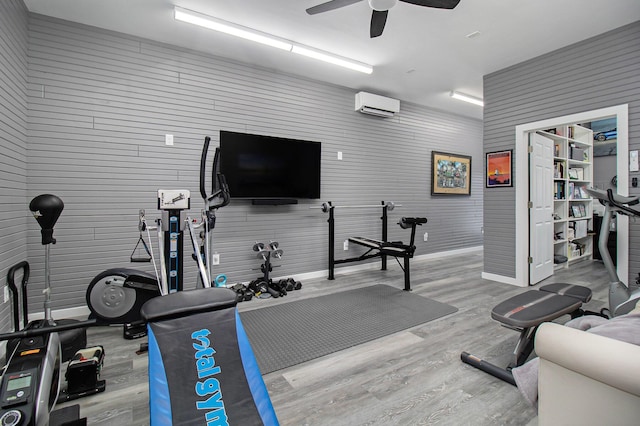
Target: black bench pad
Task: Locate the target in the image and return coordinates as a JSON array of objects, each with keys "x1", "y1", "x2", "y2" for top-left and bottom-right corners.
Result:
[
  {"x1": 491, "y1": 290, "x2": 582, "y2": 329},
  {"x1": 348, "y1": 236, "x2": 409, "y2": 255},
  {"x1": 539, "y1": 283, "x2": 592, "y2": 303}
]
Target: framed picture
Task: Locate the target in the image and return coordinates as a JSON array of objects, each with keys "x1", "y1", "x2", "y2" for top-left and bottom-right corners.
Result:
[
  {"x1": 431, "y1": 151, "x2": 472, "y2": 195},
  {"x1": 486, "y1": 150, "x2": 513, "y2": 188}
]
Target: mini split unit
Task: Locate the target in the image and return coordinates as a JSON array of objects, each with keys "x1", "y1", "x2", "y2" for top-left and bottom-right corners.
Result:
[{"x1": 355, "y1": 91, "x2": 400, "y2": 118}]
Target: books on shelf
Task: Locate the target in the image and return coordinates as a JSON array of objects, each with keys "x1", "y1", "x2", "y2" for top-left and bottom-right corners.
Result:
[
  {"x1": 555, "y1": 181, "x2": 565, "y2": 200},
  {"x1": 568, "y1": 167, "x2": 584, "y2": 180},
  {"x1": 570, "y1": 205, "x2": 588, "y2": 218},
  {"x1": 568, "y1": 182, "x2": 589, "y2": 199}
]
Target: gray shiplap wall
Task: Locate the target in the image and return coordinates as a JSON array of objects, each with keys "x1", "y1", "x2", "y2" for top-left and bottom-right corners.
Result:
[
  {"x1": 20, "y1": 14, "x2": 482, "y2": 314},
  {"x1": 0, "y1": 0, "x2": 29, "y2": 331},
  {"x1": 483, "y1": 21, "x2": 640, "y2": 279}
]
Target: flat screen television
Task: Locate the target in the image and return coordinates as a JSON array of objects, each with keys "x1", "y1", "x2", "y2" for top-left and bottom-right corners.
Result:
[{"x1": 219, "y1": 131, "x2": 321, "y2": 200}]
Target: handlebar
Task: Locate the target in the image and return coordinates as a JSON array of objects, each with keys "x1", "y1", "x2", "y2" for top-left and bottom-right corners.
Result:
[
  {"x1": 199, "y1": 136, "x2": 231, "y2": 209},
  {"x1": 586, "y1": 187, "x2": 640, "y2": 217},
  {"x1": 7, "y1": 261, "x2": 29, "y2": 332},
  {"x1": 200, "y1": 136, "x2": 212, "y2": 201}
]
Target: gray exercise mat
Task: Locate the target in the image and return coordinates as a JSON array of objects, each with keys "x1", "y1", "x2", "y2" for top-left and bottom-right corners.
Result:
[{"x1": 239, "y1": 284, "x2": 458, "y2": 374}]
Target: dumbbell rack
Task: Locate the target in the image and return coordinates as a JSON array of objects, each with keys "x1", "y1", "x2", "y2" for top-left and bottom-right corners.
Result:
[
  {"x1": 248, "y1": 242, "x2": 301, "y2": 298},
  {"x1": 254, "y1": 241, "x2": 282, "y2": 283}
]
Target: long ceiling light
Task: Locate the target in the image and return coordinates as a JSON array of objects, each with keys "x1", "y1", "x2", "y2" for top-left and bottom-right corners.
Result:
[
  {"x1": 450, "y1": 91, "x2": 484, "y2": 107},
  {"x1": 174, "y1": 7, "x2": 373, "y2": 74},
  {"x1": 291, "y1": 45, "x2": 373, "y2": 74},
  {"x1": 174, "y1": 7, "x2": 292, "y2": 51}
]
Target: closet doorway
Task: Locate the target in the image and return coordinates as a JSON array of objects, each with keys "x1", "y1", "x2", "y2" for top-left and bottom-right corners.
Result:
[{"x1": 514, "y1": 104, "x2": 629, "y2": 287}]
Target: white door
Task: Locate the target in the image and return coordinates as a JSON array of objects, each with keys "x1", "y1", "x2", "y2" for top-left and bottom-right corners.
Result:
[{"x1": 529, "y1": 132, "x2": 554, "y2": 284}]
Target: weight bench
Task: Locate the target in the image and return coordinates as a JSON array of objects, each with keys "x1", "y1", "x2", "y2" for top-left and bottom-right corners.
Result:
[
  {"x1": 461, "y1": 283, "x2": 592, "y2": 385},
  {"x1": 340, "y1": 217, "x2": 427, "y2": 291}
]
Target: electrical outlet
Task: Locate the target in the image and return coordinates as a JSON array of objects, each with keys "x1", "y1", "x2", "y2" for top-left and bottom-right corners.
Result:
[
  {"x1": 343, "y1": 240, "x2": 349, "y2": 250},
  {"x1": 423, "y1": 232, "x2": 428, "y2": 242},
  {"x1": 3, "y1": 287, "x2": 8, "y2": 303},
  {"x1": 165, "y1": 134, "x2": 174, "y2": 146},
  {"x1": 212, "y1": 253, "x2": 220, "y2": 265},
  {"x1": 337, "y1": 151, "x2": 343, "y2": 160}
]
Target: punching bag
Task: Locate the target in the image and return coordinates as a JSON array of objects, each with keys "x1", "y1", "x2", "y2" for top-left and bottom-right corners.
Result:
[{"x1": 29, "y1": 194, "x2": 64, "y2": 245}]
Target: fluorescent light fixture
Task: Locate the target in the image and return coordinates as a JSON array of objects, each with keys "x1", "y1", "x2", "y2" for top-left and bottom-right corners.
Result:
[
  {"x1": 450, "y1": 91, "x2": 484, "y2": 106},
  {"x1": 174, "y1": 6, "x2": 373, "y2": 74},
  {"x1": 174, "y1": 7, "x2": 292, "y2": 51},
  {"x1": 291, "y1": 45, "x2": 373, "y2": 74}
]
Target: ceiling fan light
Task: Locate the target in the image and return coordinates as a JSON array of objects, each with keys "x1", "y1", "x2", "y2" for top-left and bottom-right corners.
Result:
[{"x1": 368, "y1": 0, "x2": 398, "y2": 11}]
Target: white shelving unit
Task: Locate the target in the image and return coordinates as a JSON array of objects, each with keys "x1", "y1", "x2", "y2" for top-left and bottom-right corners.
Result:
[{"x1": 544, "y1": 124, "x2": 594, "y2": 268}]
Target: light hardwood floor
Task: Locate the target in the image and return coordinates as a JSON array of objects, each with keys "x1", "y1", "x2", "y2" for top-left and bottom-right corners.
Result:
[{"x1": 58, "y1": 250, "x2": 610, "y2": 425}]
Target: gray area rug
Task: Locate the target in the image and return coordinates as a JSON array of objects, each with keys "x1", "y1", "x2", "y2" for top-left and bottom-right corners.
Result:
[{"x1": 239, "y1": 284, "x2": 458, "y2": 374}]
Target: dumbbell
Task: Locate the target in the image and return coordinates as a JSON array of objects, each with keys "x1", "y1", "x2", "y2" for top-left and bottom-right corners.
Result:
[{"x1": 253, "y1": 242, "x2": 269, "y2": 261}]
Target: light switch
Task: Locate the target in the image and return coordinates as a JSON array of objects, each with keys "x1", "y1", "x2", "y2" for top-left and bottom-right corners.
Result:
[{"x1": 630, "y1": 150, "x2": 639, "y2": 172}]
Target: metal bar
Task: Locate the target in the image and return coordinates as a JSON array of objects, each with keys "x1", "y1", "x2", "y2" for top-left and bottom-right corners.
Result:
[
  {"x1": 381, "y1": 202, "x2": 388, "y2": 271},
  {"x1": 44, "y1": 244, "x2": 52, "y2": 322},
  {"x1": 156, "y1": 218, "x2": 169, "y2": 296},
  {"x1": 311, "y1": 203, "x2": 402, "y2": 209},
  {"x1": 460, "y1": 352, "x2": 517, "y2": 386},
  {"x1": 333, "y1": 253, "x2": 381, "y2": 265},
  {"x1": 328, "y1": 205, "x2": 335, "y2": 280},
  {"x1": 186, "y1": 217, "x2": 211, "y2": 288},
  {"x1": 403, "y1": 255, "x2": 411, "y2": 291},
  {"x1": 0, "y1": 319, "x2": 97, "y2": 342}
]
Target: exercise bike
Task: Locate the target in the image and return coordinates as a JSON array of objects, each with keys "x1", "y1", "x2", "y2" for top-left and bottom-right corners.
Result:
[
  {"x1": 85, "y1": 136, "x2": 230, "y2": 335},
  {"x1": 585, "y1": 187, "x2": 640, "y2": 317},
  {"x1": 461, "y1": 187, "x2": 640, "y2": 384}
]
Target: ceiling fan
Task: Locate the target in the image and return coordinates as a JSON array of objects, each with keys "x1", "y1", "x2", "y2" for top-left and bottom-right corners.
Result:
[{"x1": 306, "y1": 0, "x2": 460, "y2": 38}]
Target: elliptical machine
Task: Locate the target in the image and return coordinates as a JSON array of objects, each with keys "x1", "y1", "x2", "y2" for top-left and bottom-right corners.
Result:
[
  {"x1": 585, "y1": 187, "x2": 640, "y2": 316},
  {"x1": 85, "y1": 136, "x2": 230, "y2": 335}
]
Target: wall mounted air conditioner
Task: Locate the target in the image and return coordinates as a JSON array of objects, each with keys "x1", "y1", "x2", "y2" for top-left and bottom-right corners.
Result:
[{"x1": 355, "y1": 91, "x2": 400, "y2": 118}]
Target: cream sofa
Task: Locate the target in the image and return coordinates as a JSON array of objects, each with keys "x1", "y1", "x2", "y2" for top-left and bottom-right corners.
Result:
[{"x1": 535, "y1": 321, "x2": 640, "y2": 425}]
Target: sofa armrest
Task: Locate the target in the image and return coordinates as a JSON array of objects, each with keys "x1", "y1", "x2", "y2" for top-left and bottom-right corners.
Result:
[
  {"x1": 536, "y1": 322, "x2": 640, "y2": 425},
  {"x1": 536, "y1": 322, "x2": 640, "y2": 396}
]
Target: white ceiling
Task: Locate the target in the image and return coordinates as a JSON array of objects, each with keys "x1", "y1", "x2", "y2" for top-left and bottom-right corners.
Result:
[{"x1": 23, "y1": 0, "x2": 640, "y2": 120}]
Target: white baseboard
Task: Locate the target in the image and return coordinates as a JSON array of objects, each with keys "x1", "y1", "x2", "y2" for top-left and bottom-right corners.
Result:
[
  {"x1": 28, "y1": 305, "x2": 91, "y2": 321},
  {"x1": 481, "y1": 271, "x2": 526, "y2": 287},
  {"x1": 33, "y1": 246, "x2": 484, "y2": 319}
]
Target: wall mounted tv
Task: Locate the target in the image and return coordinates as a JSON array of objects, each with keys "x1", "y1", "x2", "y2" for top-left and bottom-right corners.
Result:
[{"x1": 219, "y1": 131, "x2": 321, "y2": 200}]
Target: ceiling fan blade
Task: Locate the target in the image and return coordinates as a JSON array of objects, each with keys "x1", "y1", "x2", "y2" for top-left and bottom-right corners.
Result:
[
  {"x1": 370, "y1": 10, "x2": 388, "y2": 38},
  {"x1": 400, "y1": 0, "x2": 461, "y2": 9},
  {"x1": 306, "y1": 0, "x2": 363, "y2": 15}
]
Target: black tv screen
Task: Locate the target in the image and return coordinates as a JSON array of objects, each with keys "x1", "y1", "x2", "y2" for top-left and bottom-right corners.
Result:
[{"x1": 219, "y1": 131, "x2": 321, "y2": 199}]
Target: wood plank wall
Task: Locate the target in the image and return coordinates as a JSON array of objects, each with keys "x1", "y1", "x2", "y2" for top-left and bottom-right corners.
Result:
[
  {"x1": 5, "y1": 12, "x2": 483, "y2": 316},
  {"x1": 483, "y1": 21, "x2": 640, "y2": 279},
  {"x1": 0, "y1": 0, "x2": 29, "y2": 331}
]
